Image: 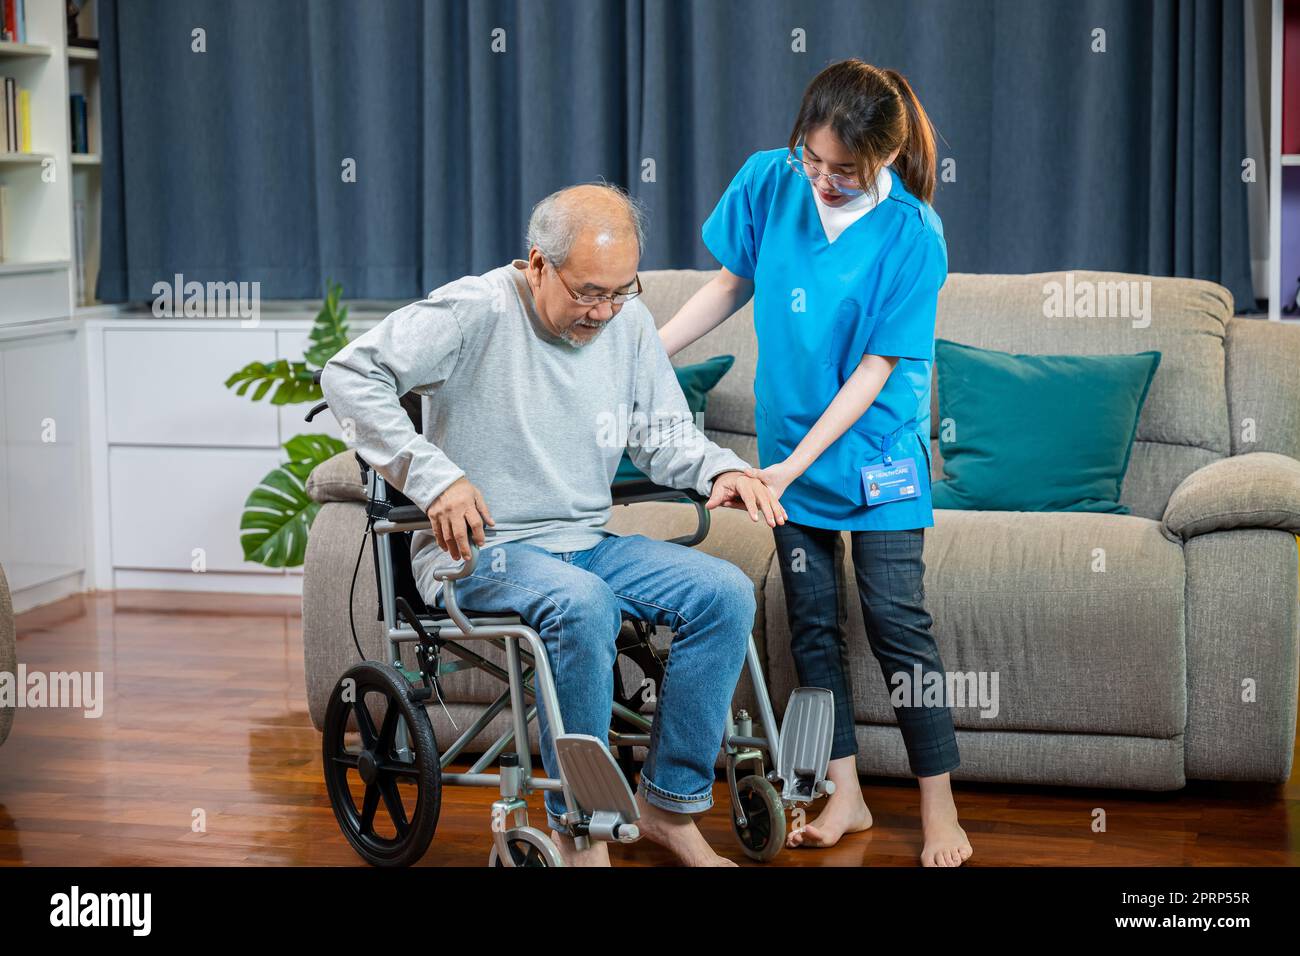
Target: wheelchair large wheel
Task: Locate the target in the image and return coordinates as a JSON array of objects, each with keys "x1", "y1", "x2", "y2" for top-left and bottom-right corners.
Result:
[
  {"x1": 732, "y1": 774, "x2": 785, "y2": 862},
  {"x1": 487, "y1": 827, "x2": 563, "y2": 867},
  {"x1": 322, "y1": 661, "x2": 441, "y2": 867}
]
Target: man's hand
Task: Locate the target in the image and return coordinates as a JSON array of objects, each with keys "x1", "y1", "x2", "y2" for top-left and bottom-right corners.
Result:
[
  {"x1": 705, "y1": 470, "x2": 788, "y2": 527},
  {"x1": 426, "y1": 476, "x2": 495, "y2": 561}
]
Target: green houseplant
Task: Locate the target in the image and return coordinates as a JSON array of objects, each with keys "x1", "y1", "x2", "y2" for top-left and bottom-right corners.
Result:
[{"x1": 224, "y1": 281, "x2": 351, "y2": 568}]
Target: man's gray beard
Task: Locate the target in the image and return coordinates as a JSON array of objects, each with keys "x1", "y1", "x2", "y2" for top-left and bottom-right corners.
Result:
[{"x1": 559, "y1": 322, "x2": 608, "y2": 348}]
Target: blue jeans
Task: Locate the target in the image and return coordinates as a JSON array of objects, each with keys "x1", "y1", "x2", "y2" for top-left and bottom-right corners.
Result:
[{"x1": 430, "y1": 532, "x2": 755, "y2": 832}]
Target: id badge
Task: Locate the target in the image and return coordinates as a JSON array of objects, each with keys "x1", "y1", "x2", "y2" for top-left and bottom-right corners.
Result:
[{"x1": 861, "y1": 457, "x2": 919, "y2": 506}]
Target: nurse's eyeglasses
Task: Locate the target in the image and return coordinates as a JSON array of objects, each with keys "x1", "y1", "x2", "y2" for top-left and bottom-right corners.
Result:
[
  {"x1": 785, "y1": 151, "x2": 865, "y2": 195},
  {"x1": 548, "y1": 262, "x2": 643, "y2": 306}
]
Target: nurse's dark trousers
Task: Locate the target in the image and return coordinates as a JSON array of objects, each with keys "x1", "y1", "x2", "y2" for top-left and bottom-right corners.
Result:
[{"x1": 772, "y1": 520, "x2": 960, "y2": 777}]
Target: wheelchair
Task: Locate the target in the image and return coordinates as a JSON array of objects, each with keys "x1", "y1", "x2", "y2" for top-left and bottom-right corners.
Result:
[{"x1": 305, "y1": 391, "x2": 836, "y2": 867}]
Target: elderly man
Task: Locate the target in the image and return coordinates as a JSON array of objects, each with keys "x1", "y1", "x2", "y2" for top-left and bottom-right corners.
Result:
[{"x1": 321, "y1": 183, "x2": 785, "y2": 867}]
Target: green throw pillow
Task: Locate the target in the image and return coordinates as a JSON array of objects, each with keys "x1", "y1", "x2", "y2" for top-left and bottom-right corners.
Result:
[
  {"x1": 614, "y1": 354, "x2": 735, "y2": 483},
  {"x1": 931, "y1": 340, "x2": 1160, "y2": 513}
]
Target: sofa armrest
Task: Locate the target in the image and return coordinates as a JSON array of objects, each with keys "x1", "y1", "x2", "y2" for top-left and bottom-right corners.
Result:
[
  {"x1": 306, "y1": 450, "x2": 368, "y2": 505},
  {"x1": 1161, "y1": 452, "x2": 1300, "y2": 542}
]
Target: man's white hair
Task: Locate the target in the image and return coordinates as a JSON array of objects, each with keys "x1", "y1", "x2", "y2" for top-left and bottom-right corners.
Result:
[{"x1": 526, "y1": 182, "x2": 646, "y2": 266}]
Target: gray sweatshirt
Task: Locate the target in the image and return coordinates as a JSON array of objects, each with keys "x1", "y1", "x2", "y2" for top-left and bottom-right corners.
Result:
[{"x1": 319, "y1": 259, "x2": 752, "y2": 600}]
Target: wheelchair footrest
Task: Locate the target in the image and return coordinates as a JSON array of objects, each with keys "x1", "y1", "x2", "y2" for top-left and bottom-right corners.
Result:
[
  {"x1": 777, "y1": 687, "x2": 835, "y2": 804},
  {"x1": 554, "y1": 734, "x2": 641, "y2": 843}
]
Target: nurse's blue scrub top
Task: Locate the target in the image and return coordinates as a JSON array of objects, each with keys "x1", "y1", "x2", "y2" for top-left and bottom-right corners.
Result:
[{"x1": 702, "y1": 147, "x2": 948, "y2": 532}]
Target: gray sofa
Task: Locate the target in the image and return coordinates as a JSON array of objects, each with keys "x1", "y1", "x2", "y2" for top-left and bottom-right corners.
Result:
[{"x1": 302, "y1": 269, "x2": 1300, "y2": 790}]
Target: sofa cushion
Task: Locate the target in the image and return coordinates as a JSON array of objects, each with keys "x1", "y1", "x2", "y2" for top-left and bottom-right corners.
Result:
[
  {"x1": 931, "y1": 271, "x2": 1234, "y2": 520},
  {"x1": 764, "y1": 509, "x2": 1187, "y2": 739},
  {"x1": 932, "y1": 339, "x2": 1161, "y2": 513},
  {"x1": 641, "y1": 268, "x2": 1240, "y2": 522},
  {"x1": 1226, "y1": 317, "x2": 1300, "y2": 460}
]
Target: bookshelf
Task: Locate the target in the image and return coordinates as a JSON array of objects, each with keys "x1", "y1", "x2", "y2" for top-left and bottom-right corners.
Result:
[
  {"x1": 0, "y1": 0, "x2": 100, "y2": 322},
  {"x1": 1270, "y1": 0, "x2": 1300, "y2": 321},
  {"x1": 0, "y1": 0, "x2": 104, "y2": 613}
]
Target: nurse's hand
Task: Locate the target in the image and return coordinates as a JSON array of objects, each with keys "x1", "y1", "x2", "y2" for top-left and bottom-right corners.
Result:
[
  {"x1": 743, "y1": 461, "x2": 799, "y2": 502},
  {"x1": 706, "y1": 470, "x2": 787, "y2": 527}
]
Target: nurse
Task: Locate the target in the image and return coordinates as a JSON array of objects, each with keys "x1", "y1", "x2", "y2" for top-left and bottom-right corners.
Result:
[{"x1": 659, "y1": 60, "x2": 971, "y2": 867}]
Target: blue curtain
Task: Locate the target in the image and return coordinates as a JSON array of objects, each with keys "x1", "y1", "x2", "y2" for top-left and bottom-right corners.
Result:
[{"x1": 97, "y1": 0, "x2": 1256, "y2": 311}]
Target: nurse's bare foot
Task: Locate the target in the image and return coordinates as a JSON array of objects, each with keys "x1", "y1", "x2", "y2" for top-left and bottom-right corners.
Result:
[
  {"x1": 633, "y1": 791, "x2": 736, "y2": 866},
  {"x1": 918, "y1": 772, "x2": 973, "y2": 867},
  {"x1": 786, "y1": 755, "x2": 873, "y2": 848},
  {"x1": 550, "y1": 829, "x2": 610, "y2": 867}
]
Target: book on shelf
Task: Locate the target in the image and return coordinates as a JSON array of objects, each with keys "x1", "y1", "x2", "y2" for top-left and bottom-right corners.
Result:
[
  {"x1": 0, "y1": 78, "x2": 29, "y2": 153},
  {"x1": 17, "y1": 86, "x2": 28, "y2": 151},
  {"x1": 1, "y1": 0, "x2": 27, "y2": 44},
  {"x1": 2, "y1": 0, "x2": 28, "y2": 44},
  {"x1": 2, "y1": 76, "x2": 16, "y2": 152},
  {"x1": 70, "y1": 93, "x2": 87, "y2": 153}
]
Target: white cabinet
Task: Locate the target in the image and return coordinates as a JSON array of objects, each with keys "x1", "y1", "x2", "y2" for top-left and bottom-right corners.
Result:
[
  {"x1": 108, "y1": 445, "x2": 282, "y2": 572},
  {"x1": 104, "y1": 328, "x2": 280, "y2": 446},
  {"x1": 80, "y1": 313, "x2": 383, "y2": 596}
]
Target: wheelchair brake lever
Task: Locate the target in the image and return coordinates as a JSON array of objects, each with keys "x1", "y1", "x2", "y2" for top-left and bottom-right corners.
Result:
[{"x1": 396, "y1": 597, "x2": 444, "y2": 704}]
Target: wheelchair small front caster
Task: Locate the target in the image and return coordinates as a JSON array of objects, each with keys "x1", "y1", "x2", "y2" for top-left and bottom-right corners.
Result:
[
  {"x1": 488, "y1": 827, "x2": 563, "y2": 867},
  {"x1": 732, "y1": 774, "x2": 786, "y2": 862},
  {"x1": 322, "y1": 661, "x2": 442, "y2": 867}
]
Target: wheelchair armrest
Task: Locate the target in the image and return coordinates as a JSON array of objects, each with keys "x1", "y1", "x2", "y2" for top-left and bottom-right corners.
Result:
[
  {"x1": 609, "y1": 478, "x2": 711, "y2": 548},
  {"x1": 383, "y1": 504, "x2": 429, "y2": 525},
  {"x1": 610, "y1": 478, "x2": 707, "y2": 506}
]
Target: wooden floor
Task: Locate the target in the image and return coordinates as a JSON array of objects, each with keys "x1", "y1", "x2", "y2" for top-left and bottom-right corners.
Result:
[{"x1": 2, "y1": 590, "x2": 1297, "y2": 867}]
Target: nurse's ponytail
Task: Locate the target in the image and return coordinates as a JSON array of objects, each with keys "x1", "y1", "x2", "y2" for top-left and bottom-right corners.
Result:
[
  {"x1": 880, "y1": 68, "x2": 937, "y2": 204},
  {"x1": 788, "y1": 59, "x2": 939, "y2": 204}
]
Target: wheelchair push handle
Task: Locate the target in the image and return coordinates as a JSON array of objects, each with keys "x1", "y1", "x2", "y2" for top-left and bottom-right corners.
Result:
[{"x1": 305, "y1": 368, "x2": 328, "y2": 423}]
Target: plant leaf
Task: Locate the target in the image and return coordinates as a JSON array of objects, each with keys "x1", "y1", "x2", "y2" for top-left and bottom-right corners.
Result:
[
  {"x1": 304, "y1": 279, "x2": 351, "y2": 369},
  {"x1": 239, "y1": 432, "x2": 348, "y2": 567},
  {"x1": 283, "y1": 433, "x2": 348, "y2": 479},
  {"x1": 224, "y1": 359, "x2": 321, "y2": 406}
]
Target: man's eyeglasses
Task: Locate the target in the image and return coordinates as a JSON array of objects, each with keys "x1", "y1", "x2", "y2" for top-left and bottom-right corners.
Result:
[
  {"x1": 785, "y1": 148, "x2": 865, "y2": 195},
  {"x1": 549, "y1": 263, "x2": 643, "y2": 306}
]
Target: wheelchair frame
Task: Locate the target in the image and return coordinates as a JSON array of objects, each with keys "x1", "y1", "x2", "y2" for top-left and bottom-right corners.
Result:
[{"x1": 312, "y1": 402, "x2": 833, "y2": 866}]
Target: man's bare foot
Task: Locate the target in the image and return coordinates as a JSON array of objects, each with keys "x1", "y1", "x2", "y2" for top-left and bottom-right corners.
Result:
[
  {"x1": 787, "y1": 755, "x2": 873, "y2": 848},
  {"x1": 918, "y1": 772, "x2": 973, "y2": 867},
  {"x1": 549, "y1": 829, "x2": 611, "y2": 867},
  {"x1": 633, "y1": 791, "x2": 736, "y2": 866}
]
